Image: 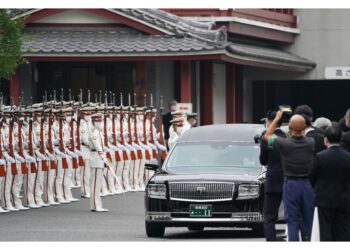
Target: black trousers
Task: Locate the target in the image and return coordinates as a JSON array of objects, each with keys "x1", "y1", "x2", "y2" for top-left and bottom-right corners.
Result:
[
  {"x1": 263, "y1": 192, "x2": 283, "y2": 241},
  {"x1": 318, "y1": 206, "x2": 350, "y2": 241}
]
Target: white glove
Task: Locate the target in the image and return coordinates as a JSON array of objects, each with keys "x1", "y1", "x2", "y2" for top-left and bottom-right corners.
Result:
[
  {"x1": 132, "y1": 143, "x2": 141, "y2": 150},
  {"x1": 24, "y1": 153, "x2": 36, "y2": 163},
  {"x1": 101, "y1": 155, "x2": 112, "y2": 167},
  {"x1": 156, "y1": 141, "x2": 167, "y2": 151},
  {"x1": 149, "y1": 143, "x2": 157, "y2": 150},
  {"x1": 74, "y1": 149, "x2": 83, "y2": 156},
  {"x1": 65, "y1": 149, "x2": 77, "y2": 158},
  {"x1": 109, "y1": 144, "x2": 118, "y2": 151},
  {"x1": 54, "y1": 148, "x2": 67, "y2": 158},
  {"x1": 35, "y1": 150, "x2": 48, "y2": 160},
  {"x1": 4, "y1": 153, "x2": 16, "y2": 164},
  {"x1": 0, "y1": 159, "x2": 5, "y2": 165},
  {"x1": 14, "y1": 153, "x2": 26, "y2": 163},
  {"x1": 117, "y1": 143, "x2": 127, "y2": 151}
]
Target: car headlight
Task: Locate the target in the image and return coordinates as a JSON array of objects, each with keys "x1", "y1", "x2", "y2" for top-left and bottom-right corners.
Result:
[
  {"x1": 147, "y1": 184, "x2": 167, "y2": 199},
  {"x1": 237, "y1": 184, "x2": 259, "y2": 200}
]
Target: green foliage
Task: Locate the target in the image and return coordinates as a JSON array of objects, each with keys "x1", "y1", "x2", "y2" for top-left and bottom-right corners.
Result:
[{"x1": 0, "y1": 9, "x2": 25, "y2": 80}]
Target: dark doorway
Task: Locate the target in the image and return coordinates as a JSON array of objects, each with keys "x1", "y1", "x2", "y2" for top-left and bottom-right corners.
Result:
[
  {"x1": 252, "y1": 80, "x2": 350, "y2": 123},
  {"x1": 37, "y1": 62, "x2": 134, "y2": 103}
]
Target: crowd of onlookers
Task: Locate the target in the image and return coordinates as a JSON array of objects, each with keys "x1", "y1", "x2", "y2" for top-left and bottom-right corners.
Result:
[{"x1": 260, "y1": 105, "x2": 350, "y2": 242}]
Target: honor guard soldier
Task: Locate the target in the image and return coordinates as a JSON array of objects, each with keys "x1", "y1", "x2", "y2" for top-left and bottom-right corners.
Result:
[
  {"x1": 1, "y1": 107, "x2": 19, "y2": 211},
  {"x1": 42, "y1": 106, "x2": 60, "y2": 206},
  {"x1": 89, "y1": 112, "x2": 111, "y2": 212},
  {"x1": 9, "y1": 107, "x2": 29, "y2": 211},
  {"x1": 22, "y1": 106, "x2": 41, "y2": 209},
  {"x1": 61, "y1": 106, "x2": 79, "y2": 202},
  {"x1": 0, "y1": 104, "x2": 10, "y2": 213},
  {"x1": 168, "y1": 111, "x2": 191, "y2": 150},
  {"x1": 32, "y1": 104, "x2": 50, "y2": 207},
  {"x1": 79, "y1": 103, "x2": 94, "y2": 198}
]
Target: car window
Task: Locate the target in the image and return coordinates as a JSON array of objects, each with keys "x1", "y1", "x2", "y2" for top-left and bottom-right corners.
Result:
[{"x1": 166, "y1": 142, "x2": 261, "y2": 174}]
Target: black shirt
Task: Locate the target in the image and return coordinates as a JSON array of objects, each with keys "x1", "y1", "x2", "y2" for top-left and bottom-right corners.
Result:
[
  {"x1": 260, "y1": 128, "x2": 286, "y2": 193},
  {"x1": 271, "y1": 135, "x2": 315, "y2": 177},
  {"x1": 162, "y1": 112, "x2": 172, "y2": 140}
]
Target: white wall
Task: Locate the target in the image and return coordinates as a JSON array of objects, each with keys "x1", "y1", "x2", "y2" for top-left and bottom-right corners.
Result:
[{"x1": 212, "y1": 63, "x2": 226, "y2": 124}]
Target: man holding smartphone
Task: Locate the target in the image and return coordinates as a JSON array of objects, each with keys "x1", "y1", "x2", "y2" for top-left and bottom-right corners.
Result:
[{"x1": 263, "y1": 109, "x2": 315, "y2": 241}]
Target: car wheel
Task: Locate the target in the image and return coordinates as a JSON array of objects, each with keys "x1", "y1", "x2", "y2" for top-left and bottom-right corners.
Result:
[
  {"x1": 188, "y1": 226, "x2": 204, "y2": 231},
  {"x1": 145, "y1": 222, "x2": 165, "y2": 238},
  {"x1": 252, "y1": 224, "x2": 265, "y2": 237}
]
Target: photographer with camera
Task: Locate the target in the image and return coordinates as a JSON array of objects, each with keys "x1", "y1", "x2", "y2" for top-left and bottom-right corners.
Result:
[
  {"x1": 263, "y1": 108, "x2": 315, "y2": 241},
  {"x1": 260, "y1": 111, "x2": 287, "y2": 241}
]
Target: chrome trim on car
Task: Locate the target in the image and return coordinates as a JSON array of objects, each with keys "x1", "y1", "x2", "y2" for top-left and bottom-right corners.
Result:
[
  {"x1": 145, "y1": 212, "x2": 263, "y2": 222},
  {"x1": 169, "y1": 182, "x2": 235, "y2": 202}
]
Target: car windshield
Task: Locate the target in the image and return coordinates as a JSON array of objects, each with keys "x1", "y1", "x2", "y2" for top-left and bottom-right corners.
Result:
[{"x1": 166, "y1": 141, "x2": 261, "y2": 175}]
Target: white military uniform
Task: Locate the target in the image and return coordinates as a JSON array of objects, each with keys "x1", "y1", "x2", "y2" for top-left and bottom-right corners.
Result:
[
  {"x1": 121, "y1": 114, "x2": 133, "y2": 192},
  {"x1": 110, "y1": 114, "x2": 124, "y2": 194},
  {"x1": 80, "y1": 117, "x2": 92, "y2": 198},
  {"x1": 33, "y1": 117, "x2": 50, "y2": 207},
  {"x1": 1, "y1": 119, "x2": 19, "y2": 211},
  {"x1": 22, "y1": 118, "x2": 41, "y2": 208},
  {"x1": 62, "y1": 117, "x2": 79, "y2": 202},
  {"x1": 11, "y1": 120, "x2": 29, "y2": 210},
  {"x1": 89, "y1": 117, "x2": 109, "y2": 212},
  {"x1": 43, "y1": 115, "x2": 60, "y2": 206},
  {"x1": 52, "y1": 117, "x2": 70, "y2": 204},
  {"x1": 0, "y1": 119, "x2": 10, "y2": 213}
]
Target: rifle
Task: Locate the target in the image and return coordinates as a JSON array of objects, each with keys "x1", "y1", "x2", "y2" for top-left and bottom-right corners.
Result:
[
  {"x1": 39, "y1": 96, "x2": 49, "y2": 171},
  {"x1": 17, "y1": 96, "x2": 28, "y2": 174},
  {"x1": 111, "y1": 94, "x2": 121, "y2": 161},
  {"x1": 119, "y1": 93, "x2": 128, "y2": 161},
  {"x1": 68, "y1": 90, "x2": 78, "y2": 169},
  {"x1": 28, "y1": 98, "x2": 38, "y2": 173},
  {"x1": 103, "y1": 92, "x2": 112, "y2": 162},
  {"x1": 0, "y1": 96, "x2": 6, "y2": 177},
  {"x1": 149, "y1": 94, "x2": 158, "y2": 159},
  {"x1": 127, "y1": 94, "x2": 137, "y2": 161},
  {"x1": 8, "y1": 97, "x2": 18, "y2": 175},
  {"x1": 59, "y1": 90, "x2": 68, "y2": 169},
  {"x1": 158, "y1": 96, "x2": 167, "y2": 160},
  {"x1": 142, "y1": 94, "x2": 151, "y2": 160},
  {"x1": 47, "y1": 102, "x2": 57, "y2": 170},
  {"x1": 76, "y1": 89, "x2": 84, "y2": 166},
  {"x1": 133, "y1": 93, "x2": 143, "y2": 159}
]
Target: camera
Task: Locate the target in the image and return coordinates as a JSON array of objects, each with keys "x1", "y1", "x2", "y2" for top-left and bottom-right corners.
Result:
[{"x1": 279, "y1": 105, "x2": 293, "y2": 124}]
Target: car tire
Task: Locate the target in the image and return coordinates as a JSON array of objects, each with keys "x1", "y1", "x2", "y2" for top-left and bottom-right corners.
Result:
[
  {"x1": 252, "y1": 224, "x2": 265, "y2": 237},
  {"x1": 188, "y1": 226, "x2": 204, "y2": 231},
  {"x1": 145, "y1": 222, "x2": 165, "y2": 238}
]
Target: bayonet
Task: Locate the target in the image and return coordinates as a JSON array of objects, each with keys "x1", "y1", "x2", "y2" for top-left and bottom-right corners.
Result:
[
  {"x1": 150, "y1": 93, "x2": 154, "y2": 108},
  {"x1": 69, "y1": 89, "x2": 72, "y2": 102}
]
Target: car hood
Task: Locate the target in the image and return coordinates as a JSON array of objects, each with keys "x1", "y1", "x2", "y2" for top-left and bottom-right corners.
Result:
[{"x1": 151, "y1": 171, "x2": 262, "y2": 184}]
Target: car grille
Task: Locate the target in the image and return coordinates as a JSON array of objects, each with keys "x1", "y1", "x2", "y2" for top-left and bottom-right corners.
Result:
[{"x1": 169, "y1": 182, "x2": 235, "y2": 202}]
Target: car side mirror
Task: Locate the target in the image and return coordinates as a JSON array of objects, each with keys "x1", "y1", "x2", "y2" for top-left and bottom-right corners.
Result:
[{"x1": 145, "y1": 161, "x2": 160, "y2": 171}]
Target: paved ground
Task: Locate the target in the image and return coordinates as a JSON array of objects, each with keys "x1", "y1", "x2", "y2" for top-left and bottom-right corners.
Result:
[{"x1": 0, "y1": 190, "x2": 285, "y2": 241}]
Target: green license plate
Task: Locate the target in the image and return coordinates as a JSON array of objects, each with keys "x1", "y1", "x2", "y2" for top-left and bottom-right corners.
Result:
[{"x1": 189, "y1": 204, "x2": 212, "y2": 217}]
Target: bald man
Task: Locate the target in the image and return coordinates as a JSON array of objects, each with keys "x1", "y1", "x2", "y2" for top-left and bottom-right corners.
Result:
[{"x1": 264, "y1": 111, "x2": 315, "y2": 241}]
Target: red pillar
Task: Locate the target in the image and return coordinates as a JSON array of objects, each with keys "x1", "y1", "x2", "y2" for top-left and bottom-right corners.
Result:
[
  {"x1": 134, "y1": 61, "x2": 147, "y2": 106},
  {"x1": 179, "y1": 61, "x2": 191, "y2": 103},
  {"x1": 226, "y1": 63, "x2": 243, "y2": 123},
  {"x1": 200, "y1": 61, "x2": 213, "y2": 125},
  {"x1": 10, "y1": 68, "x2": 20, "y2": 105}
]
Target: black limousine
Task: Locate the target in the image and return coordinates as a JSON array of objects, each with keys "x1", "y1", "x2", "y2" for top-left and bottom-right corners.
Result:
[{"x1": 144, "y1": 124, "x2": 267, "y2": 237}]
